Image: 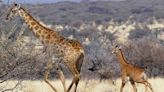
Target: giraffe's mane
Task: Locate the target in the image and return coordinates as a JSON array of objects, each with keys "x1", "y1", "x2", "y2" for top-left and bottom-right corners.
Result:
[
  {"x1": 118, "y1": 49, "x2": 129, "y2": 64},
  {"x1": 37, "y1": 18, "x2": 52, "y2": 29}
]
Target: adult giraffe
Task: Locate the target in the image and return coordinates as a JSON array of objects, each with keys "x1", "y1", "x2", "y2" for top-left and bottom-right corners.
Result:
[
  {"x1": 6, "y1": 3, "x2": 85, "y2": 92},
  {"x1": 112, "y1": 45, "x2": 154, "y2": 92}
]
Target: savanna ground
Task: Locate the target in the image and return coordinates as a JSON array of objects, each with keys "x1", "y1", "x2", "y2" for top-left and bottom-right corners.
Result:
[
  {"x1": 1, "y1": 78, "x2": 164, "y2": 92},
  {"x1": 1, "y1": 0, "x2": 164, "y2": 92}
]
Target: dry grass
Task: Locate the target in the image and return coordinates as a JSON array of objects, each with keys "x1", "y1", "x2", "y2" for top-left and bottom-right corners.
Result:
[{"x1": 1, "y1": 78, "x2": 164, "y2": 92}]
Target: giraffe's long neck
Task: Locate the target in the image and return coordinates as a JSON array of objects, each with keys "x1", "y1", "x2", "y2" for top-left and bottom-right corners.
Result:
[
  {"x1": 116, "y1": 49, "x2": 128, "y2": 67},
  {"x1": 18, "y1": 7, "x2": 61, "y2": 45}
]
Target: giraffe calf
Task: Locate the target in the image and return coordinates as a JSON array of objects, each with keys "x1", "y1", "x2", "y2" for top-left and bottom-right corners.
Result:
[{"x1": 112, "y1": 45, "x2": 154, "y2": 92}]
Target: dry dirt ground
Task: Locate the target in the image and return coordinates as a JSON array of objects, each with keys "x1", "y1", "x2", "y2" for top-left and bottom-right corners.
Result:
[{"x1": 1, "y1": 78, "x2": 164, "y2": 92}]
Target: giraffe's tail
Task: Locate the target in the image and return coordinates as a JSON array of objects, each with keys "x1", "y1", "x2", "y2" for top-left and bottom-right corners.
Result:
[
  {"x1": 80, "y1": 48, "x2": 85, "y2": 55},
  {"x1": 76, "y1": 52, "x2": 84, "y2": 73}
]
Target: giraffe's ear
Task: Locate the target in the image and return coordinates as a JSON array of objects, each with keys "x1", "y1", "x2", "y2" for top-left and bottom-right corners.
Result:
[
  {"x1": 14, "y1": 3, "x2": 18, "y2": 6},
  {"x1": 17, "y1": 4, "x2": 21, "y2": 9}
]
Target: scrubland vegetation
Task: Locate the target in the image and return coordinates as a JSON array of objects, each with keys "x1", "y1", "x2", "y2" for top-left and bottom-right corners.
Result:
[{"x1": 0, "y1": 0, "x2": 164, "y2": 92}]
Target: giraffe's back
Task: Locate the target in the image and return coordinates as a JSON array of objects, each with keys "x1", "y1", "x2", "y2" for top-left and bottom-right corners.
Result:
[
  {"x1": 123, "y1": 64, "x2": 146, "y2": 81},
  {"x1": 48, "y1": 36, "x2": 84, "y2": 61},
  {"x1": 60, "y1": 38, "x2": 84, "y2": 58}
]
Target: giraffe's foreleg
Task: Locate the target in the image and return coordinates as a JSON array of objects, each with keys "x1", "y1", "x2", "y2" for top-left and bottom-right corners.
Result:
[
  {"x1": 120, "y1": 77, "x2": 128, "y2": 92},
  {"x1": 140, "y1": 80, "x2": 154, "y2": 92},
  {"x1": 120, "y1": 81, "x2": 125, "y2": 92},
  {"x1": 44, "y1": 62, "x2": 57, "y2": 92},
  {"x1": 141, "y1": 81, "x2": 148, "y2": 92},
  {"x1": 145, "y1": 81, "x2": 154, "y2": 92},
  {"x1": 56, "y1": 65, "x2": 67, "y2": 92},
  {"x1": 130, "y1": 79, "x2": 137, "y2": 92},
  {"x1": 67, "y1": 78, "x2": 74, "y2": 92}
]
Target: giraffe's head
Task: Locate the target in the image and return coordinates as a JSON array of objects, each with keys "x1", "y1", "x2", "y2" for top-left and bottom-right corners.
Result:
[
  {"x1": 6, "y1": 3, "x2": 21, "y2": 21},
  {"x1": 112, "y1": 45, "x2": 121, "y2": 54}
]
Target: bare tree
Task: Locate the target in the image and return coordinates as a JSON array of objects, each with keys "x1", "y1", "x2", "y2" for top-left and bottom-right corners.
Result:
[{"x1": 0, "y1": 23, "x2": 46, "y2": 91}]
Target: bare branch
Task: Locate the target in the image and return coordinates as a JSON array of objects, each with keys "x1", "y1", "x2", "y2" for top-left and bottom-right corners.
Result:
[{"x1": 1, "y1": 80, "x2": 23, "y2": 92}]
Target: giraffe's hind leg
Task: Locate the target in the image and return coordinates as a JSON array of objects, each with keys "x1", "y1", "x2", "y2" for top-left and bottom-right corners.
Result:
[
  {"x1": 120, "y1": 77, "x2": 128, "y2": 92},
  {"x1": 67, "y1": 73, "x2": 80, "y2": 92},
  {"x1": 44, "y1": 61, "x2": 57, "y2": 92},
  {"x1": 74, "y1": 53, "x2": 84, "y2": 92},
  {"x1": 76, "y1": 53, "x2": 84, "y2": 73},
  {"x1": 67, "y1": 53, "x2": 84, "y2": 92}
]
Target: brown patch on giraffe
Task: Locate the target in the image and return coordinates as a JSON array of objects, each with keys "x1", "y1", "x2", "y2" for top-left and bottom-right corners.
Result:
[
  {"x1": 37, "y1": 29, "x2": 42, "y2": 34},
  {"x1": 65, "y1": 40, "x2": 75, "y2": 47},
  {"x1": 40, "y1": 28, "x2": 47, "y2": 35},
  {"x1": 42, "y1": 30, "x2": 48, "y2": 34},
  {"x1": 60, "y1": 49, "x2": 64, "y2": 54},
  {"x1": 34, "y1": 25, "x2": 39, "y2": 30},
  {"x1": 46, "y1": 34, "x2": 51, "y2": 39},
  {"x1": 60, "y1": 37, "x2": 65, "y2": 42},
  {"x1": 35, "y1": 33, "x2": 40, "y2": 38},
  {"x1": 71, "y1": 41, "x2": 82, "y2": 51},
  {"x1": 41, "y1": 34, "x2": 45, "y2": 39},
  {"x1": 31, "y1": 21, "x2": 36, "y2": 26},
  {"x1": 50, "y1": 30, "x2": 58, "y2": 36},
  {"x1": 33, "y1": 27, "x2": 41, "y2": 33},
  {"x1": 28, "y1": 25, "x2": 32, "y2": 30},
  {"x1": 51, "y1": 33, "x2": 58, "y2": 38}
]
